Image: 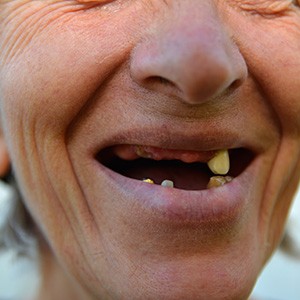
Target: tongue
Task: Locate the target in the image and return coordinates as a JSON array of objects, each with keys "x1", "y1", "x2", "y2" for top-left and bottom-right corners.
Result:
[{"x1": 113, "y1": 145, "x2": 215, "y2": 163}]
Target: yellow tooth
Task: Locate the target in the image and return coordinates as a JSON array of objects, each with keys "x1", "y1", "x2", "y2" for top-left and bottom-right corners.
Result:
[
  {"x1": 161, "y1": 180, "x2": 174, "y2": 188},
  {"x1": 207, "y1": 150, "x2": 230, "y2": 175},
  {"x1": 207, "y1": 176, "x2": 233, "y2": 189},
  {"x1": 143, "y1": 178, "x2": 154, "y2": 184}
]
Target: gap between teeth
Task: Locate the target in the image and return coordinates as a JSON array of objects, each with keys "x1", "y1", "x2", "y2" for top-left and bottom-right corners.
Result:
[
  {"x1": 142, "y1": 149, "x2": 231, "y2": 189},
  {"x1": 138, "y1": 148, "x2": 230, "y2": 176},
  {"x1": 143, "y1": 175, "x2": 233, "y2": 190}
]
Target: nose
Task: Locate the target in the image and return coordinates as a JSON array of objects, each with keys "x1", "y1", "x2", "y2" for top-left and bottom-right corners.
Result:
[{"x1": 130, "y1": 3, "x2": 247, "y2": 105}]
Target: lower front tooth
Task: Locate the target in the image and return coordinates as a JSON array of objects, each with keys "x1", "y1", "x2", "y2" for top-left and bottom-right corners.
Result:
[
  {"x1": 143, "y1": 178, "x2": 154, "y2": 184},
  {"x1": 161, "y1": 180, "x2": 174, "y2": 188},
  {"x1": 207, "y1": 176, "x2": 233, "y2": 189}
]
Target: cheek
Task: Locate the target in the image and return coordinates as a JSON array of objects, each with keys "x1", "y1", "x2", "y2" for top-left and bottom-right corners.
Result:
[
  {"x1": 0, "y1": 6, "x2": 145, "y2": 271},
  {"x1": 239, "y1": 24, "x2": 300, "y2": 133},
  {"x1": 222, "y1": 11, "x2": 300, "y2": 253},
  {"x1": 0, "y1": 5, "x2": 139, "y2": 134},
  {"x1": 0, "y1": 34, "x2": 139, "y2": 220},
  {"x1": 1, "y1": 35, "x2": 113, "y2": 133}
]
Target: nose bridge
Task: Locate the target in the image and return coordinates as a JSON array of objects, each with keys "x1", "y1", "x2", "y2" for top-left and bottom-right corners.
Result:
[{"x1": 130, "y1": 1, "x2": 247, "y2": 105}]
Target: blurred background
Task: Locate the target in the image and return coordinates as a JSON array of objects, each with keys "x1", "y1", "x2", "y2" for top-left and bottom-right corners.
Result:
[
  {"x1": 252, "y1": 187, "x2": 300, "y2": 300},
  {"x1": 0, "y1": 182, "x2": 300, "y2": 300}
]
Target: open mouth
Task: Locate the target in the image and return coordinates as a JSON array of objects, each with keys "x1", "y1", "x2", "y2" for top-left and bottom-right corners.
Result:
[{"x1": 96, "y1": 145, "x2": 254, "y2": 191}]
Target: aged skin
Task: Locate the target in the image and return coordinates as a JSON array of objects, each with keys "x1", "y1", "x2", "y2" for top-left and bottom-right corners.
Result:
[{"x1": 1, "y1": 0, "x2": 300, "y2": 299}]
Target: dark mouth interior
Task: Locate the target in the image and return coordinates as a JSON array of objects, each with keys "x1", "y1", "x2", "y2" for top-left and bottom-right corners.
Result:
[{"x1": 96, "y1": 147, "x2": 254, "y2": 191}]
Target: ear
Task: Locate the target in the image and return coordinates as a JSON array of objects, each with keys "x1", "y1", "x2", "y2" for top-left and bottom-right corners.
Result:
[{"x1": 0, "y1": 136, "x2": 10, "y2": 178}]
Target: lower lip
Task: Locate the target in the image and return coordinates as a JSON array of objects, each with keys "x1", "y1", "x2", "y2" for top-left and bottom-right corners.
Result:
[{"x1": 94, "y1": 159, "x2": 257, "y2": 225}]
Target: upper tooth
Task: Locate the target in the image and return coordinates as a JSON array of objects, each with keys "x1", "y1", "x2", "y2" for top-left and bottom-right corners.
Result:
[
  {"x1": 161, "y1": 180, "x2": 174, "y2": 188},
  {"x1": 135, "y1": 146, "x2": 152, "y2": 159},
  {"x1": 207, "y1": 150, "x2": 230, "y2": 175}
]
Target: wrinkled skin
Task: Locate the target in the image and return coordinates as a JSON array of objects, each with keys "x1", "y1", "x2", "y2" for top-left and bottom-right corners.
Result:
[{"x1": 1, "y1": 0, "x2": 300, "y2": 299}]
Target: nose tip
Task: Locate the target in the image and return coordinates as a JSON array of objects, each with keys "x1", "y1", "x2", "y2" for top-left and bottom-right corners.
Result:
[{"x1": 130, "y1": 18, "x2": 247, "y2": 105}]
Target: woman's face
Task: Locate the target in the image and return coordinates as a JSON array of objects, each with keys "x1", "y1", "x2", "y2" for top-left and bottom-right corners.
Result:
[{"x1": 1, "y1": 0, "x2": 300, "y2": 299}]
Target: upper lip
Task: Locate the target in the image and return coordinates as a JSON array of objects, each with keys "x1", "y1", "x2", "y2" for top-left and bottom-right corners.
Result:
[{"x1": 90, "y1": 125, "x2": 262, "y2": 158}]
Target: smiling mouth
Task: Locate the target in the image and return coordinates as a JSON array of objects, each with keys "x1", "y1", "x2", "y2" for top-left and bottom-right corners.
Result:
[{"x1": 96, "y1": 145, "x2": 254, "y2": 191}]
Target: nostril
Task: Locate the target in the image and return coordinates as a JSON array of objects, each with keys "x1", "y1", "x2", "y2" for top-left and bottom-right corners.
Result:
[
  {"x1": 228, "y1": 78, "x2": 243, "y2": 92},
  {"x1": 140, "y1": 76, "x2": 179, "y2": 96},
  {"x1": 147, "y1": 76, "x2": 176, "y2": 88}
]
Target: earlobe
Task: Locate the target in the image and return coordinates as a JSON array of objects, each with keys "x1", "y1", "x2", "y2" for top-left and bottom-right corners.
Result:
[{"x1": 0, "y1": 138, "x2": 10, "y2": 178}]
